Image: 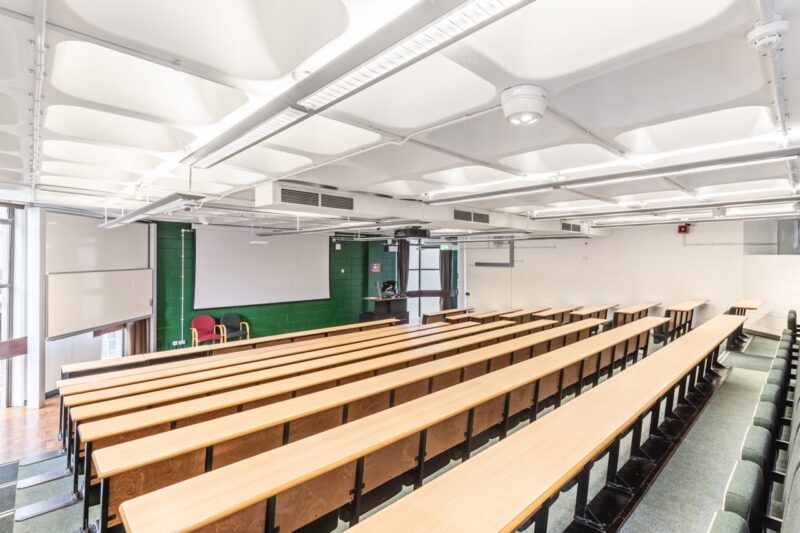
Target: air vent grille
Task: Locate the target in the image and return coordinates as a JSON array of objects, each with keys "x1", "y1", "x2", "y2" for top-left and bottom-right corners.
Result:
[
  {"x1": 453, "y1": 209, "x2": 472, "y2": 222},
  {"x1": 453, "y1": 209, "x2": 489, "y2": 223},
  {"x1": 561, "y1": 221, "x2": 582, "y2": 232},
  {"x1": 320, "y1": 194, "x2": 354, "y2": 210},
  {"x1": 281, "y1": 188, "x2": 319, "y2": 207}
]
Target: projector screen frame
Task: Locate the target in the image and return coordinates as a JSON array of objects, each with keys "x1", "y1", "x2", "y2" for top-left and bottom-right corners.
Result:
[{"x1": 191, "y1": 228, "x2": 332, "y2": 311}]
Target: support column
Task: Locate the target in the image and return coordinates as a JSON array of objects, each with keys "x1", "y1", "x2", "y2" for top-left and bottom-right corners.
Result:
[{"x1": 26, "y1": 207, "x2": 46, "y2": 409}]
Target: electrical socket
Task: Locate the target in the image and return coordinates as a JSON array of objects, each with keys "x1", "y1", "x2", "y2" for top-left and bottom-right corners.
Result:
[{"x1": 171, "y1": 339, "x2": 187, "y2": 347}]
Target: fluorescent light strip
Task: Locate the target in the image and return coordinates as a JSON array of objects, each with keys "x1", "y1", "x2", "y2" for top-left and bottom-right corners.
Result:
[
  {"x1": 299, "y1": 0, "x2": 524, "y2": 111},
  {"x1": 430, "y1": 150, "x2": 800, "y2": 205},
  {"x1": 567, "y1": 155, "x2": 798, "y2": 189},
  {"x1": 193, "y1": 108, "x2": 307, "y2": 169}
]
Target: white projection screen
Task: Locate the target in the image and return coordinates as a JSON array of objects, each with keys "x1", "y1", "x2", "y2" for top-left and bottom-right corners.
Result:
[{"x1": 194, "y1": 227, "x2": 330, "y2": 309}]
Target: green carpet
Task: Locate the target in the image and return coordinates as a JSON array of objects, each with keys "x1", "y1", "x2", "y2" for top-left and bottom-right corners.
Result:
[
  {"x1": 743, "y1": 335, "x2": 778, "y2": 357},
  {"x1": 619, "y1": 367, "x2": 766, "y2": 533},
  {"x1": 722, "y1": 352, "x2": 774, "y2": 372}
]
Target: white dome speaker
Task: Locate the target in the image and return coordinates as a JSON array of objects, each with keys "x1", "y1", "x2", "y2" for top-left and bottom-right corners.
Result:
[{"x1": 501, "y1": 84, "x2": 548, "y2": 125}]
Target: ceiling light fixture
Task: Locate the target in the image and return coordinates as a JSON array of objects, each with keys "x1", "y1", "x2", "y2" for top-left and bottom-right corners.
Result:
[
  {"x1": 192, "y1": 108, "x2": 307, "y2": 169},
  {"x1": 186, "y1": 0, "x2": 533, "y2": 169},
  {"x1": 501, "y1": 84, "x2": 548, "y2": 125},
  {"x1": 427, "y1": 147, "x2": 800, "y2": 206},
  {"x1": 99, "y1": 192, "x2": 205, "y2": 229},
  {"x1": 300, "y1": 0, "x2": 529, "y2": 111}
]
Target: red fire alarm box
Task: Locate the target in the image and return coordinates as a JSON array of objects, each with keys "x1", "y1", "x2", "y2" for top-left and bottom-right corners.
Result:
[{"x1": 678, "y1": 224, "x2": 690, "y2": 234}]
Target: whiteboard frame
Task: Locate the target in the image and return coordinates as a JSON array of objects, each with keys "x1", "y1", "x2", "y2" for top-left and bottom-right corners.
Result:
[{"x1": 46, "y1": 268, "x2": 153, "y2": 340}]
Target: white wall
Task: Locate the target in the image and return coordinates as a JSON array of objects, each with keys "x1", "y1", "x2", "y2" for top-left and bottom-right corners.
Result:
[
  {"x1": 464, "y1": 220, "x2": 792, "y2": 334},
  {"x1": 44, "y1": 332, "x2": 104, "y2": 392},
  {"x1": 742, "y1": 255, "x2": 800, "y2": 335}
]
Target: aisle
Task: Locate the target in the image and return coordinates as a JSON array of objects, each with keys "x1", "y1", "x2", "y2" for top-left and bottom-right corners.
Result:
[{"x1": 618, "y1": 336, "x2": 774, "y2": 533}]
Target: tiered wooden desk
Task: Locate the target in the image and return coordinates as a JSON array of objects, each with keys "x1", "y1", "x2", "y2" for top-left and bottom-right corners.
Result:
[
  {"x1": 116, "y1": 317, "x2": 668, "y2": 532},
  {"x1": 348, "y1": 314, "x2": 745, "y2": 533},
  {"x1": 446, "y1": 310, "x2": 520, "y2": 324},
  {"x1": 612, "y1": 302, "x2": 660, "y2": 326},
  {"x1": 499, "y1": 307, "x2": 549, "y2": 324},
  {"x1": 665, "y1": 299, "x2": 708, "y2": 341},
  {"x1": 570, "y1": 304, "x2": 617, "y2": 321},
  {"x1": 422, "y1": 308, "x2": 473, "y2": 324},
  {"x1": 533, "y1": 306, "x2": 579, "y2": 325},
  {"x1": 60, "y1": 319, "x2": 400, "y2": 380}
]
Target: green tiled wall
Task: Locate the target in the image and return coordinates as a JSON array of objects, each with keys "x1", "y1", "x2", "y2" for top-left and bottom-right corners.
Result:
[{"x1": 155, "y1": 223, "x2": 396, "y2": 351}]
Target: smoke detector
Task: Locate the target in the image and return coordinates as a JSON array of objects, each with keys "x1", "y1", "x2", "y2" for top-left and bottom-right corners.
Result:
[
  {"x1": 501, "y1": 85, "x2": 548, "y2": 126},
  {"x1": 747, "y1": 17, "x2": 790, "y2": 53}
]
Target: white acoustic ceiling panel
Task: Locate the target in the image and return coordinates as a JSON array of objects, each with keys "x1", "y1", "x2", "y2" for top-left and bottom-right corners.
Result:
[
  {"x1": 421, "y1": 111, "x2": 574, "y2": 161},
  {"x1": 346, "y1": 143, "x2": 463, "y2": 176},
  {"x1": 227, "y1": 145, "x2": 312, "y2": 174},
  {"x1": 42, "y1": 140, "x2": 162, "y2": 171},
  {"x1": 52, "y1": 0, "x2": 350, "y2": 80},
  {"x1": 44, "y1": 105, "x2": 195, "y2": 152},
  {"x1": 500, "y1": 143, "x2": 627, "y2": 174},
  {"x1": 556, "y1": 38, "x2": 765, "y2": 130},
  {"x1": 615, "y1": 106, "x2": 777, "y2": 154},
  {"x1": 332, "y1": 54, "x2": 497, "y2": 130},
  {"x1": 267, "y1": 114, "x2": 381, "y2": 155},
  {"x1": 455, "y1": 0, "x2": 743, "y2": 80},
  {"x1": 50, "y1": 41, "x2": 249, "y2": 124}
]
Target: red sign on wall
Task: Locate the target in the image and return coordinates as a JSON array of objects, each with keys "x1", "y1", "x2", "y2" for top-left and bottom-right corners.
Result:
[{"x1": 370, "y1": 262, "x2": 381, "y2": 273}]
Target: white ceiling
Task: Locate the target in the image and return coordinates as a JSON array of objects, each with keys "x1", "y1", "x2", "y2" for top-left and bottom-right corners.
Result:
[{"x1": 0, "y1": 0, "x2": 798, "y2": 232}]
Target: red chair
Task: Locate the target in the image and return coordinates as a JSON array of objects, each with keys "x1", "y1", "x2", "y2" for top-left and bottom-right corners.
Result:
[{"x1": 190, "y1": 315, "x2": 223, "y2": 347}]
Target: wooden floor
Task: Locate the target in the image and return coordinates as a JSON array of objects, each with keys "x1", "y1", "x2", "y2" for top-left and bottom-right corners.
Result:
[{"x1": 0, "y1": 395, "x2": 60, "y2": 464}]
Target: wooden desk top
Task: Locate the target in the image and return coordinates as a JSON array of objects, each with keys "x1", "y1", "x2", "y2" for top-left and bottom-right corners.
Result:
[
  {"x1": 447, "y1": 310, "x2": 519, "y2": 322},
  {"x1": 89, "y1": 319, "x2": 588, "y2": 475},
  {"x1": 58, "y1": 320, "x2": 415, "y2": 390},
  {"x1": 118, "y1": 316, "x2": 668, "y2": 532},
  {"x1": 570, "y1": 304, "x2": 617, "y2": 317},
  {"x1": 666, "y1": 299, "x2": 708, "y2": 312},
  {"x1": 614, "y1": 302, "x2": 661, "y2": 315},
  {"x1": 60, "y1": 319, "x2": 399, "y2": 376},
  {"x1": 60, "y1": 323, "x2": 459, "y2": 397},
  {"x1": 499, "y1": 307, "x2": 549, "y2": 319},
  {"x1": 347, "y1": 314, "x2": 745, "y2": 533},
  {"x1": 64, "y1": 322, "x2": 492, "y2": 410},
  {"x1": 80, "y1": 319, "x2": 561, "y2": 444},
  {"x1": 731, "y1": 299, "x2": 763, "y2": 310},
  {"x1": 426, "y1": 308, "x2": 473, "y2": 317},
  {"x1": 533, "y1": 306, "x2": 579, "y2": 318}
]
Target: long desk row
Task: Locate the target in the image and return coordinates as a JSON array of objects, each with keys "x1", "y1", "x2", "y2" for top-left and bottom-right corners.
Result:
[
  {"x1": 87, "y1": 318, "x2": 603, "y2": 529},
  {"x1": 116, "y1": 316, "x2": 668, "y2": 532},
  {"x1": 55, "y1": 322, "x2": 465, "y2": 464},
  {"x1": 59, "y1": 318, "x2": 401, "y2": 379},
  {"x1": 350, "y1": 314, "x2": 745, "y2": 532}
]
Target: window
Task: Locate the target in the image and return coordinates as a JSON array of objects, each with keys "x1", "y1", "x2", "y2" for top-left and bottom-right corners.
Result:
[
  {"x1": 405, "y1": 240, "x2": 442, "y2": 321},
  {"x1": 0, "y1": 206, "x2": 16, "y2": 408},
  {"x1": 101, "y1": 329, "x2": 125, "y2": 359}
]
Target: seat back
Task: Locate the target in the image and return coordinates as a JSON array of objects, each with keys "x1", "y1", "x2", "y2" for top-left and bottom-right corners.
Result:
[
  {"x1": 191, "y1": 314, "x2": 216, "y2": 334},
  {"x1": 221, "y1": 313, "x2": 241, "y2": 332}
]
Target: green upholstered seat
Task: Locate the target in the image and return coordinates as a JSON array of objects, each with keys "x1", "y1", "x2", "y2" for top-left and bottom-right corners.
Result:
[
  {"x1": 741, "y1": 425, "x2": 772, "y2": 474},
  {"x1": 723, "y1": 460, "x2": 763, "y2": 532},
  {"x1": 707, "y1": 511, "x2": 748, "y2": 533},
  {"x1": 760, "y1": 383, "x2": 781, "y2": 406},
  {"x1": 753, "y1": 401, "x2": 778, "y2": 438}
]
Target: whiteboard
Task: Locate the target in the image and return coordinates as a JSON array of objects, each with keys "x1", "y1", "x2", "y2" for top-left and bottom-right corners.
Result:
[
  {"x1": 46, "y1": 212, "x2": 149, "y2": 273},
  {"x1": 194, "y1": 227, "x2": 330, "y2": 309},
  {"x1": 47, "y1": 269, "x2": 153, "y2": 339}
]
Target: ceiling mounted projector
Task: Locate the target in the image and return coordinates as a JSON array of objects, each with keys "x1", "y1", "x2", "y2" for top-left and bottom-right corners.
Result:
[{"x1": 501, "y1": 84, "x2": 548, "y2": 126}]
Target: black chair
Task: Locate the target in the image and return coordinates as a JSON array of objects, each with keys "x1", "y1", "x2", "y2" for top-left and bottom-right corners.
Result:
[{"x1": 220, "y1": 313, "x2": 250, "y2": 342}]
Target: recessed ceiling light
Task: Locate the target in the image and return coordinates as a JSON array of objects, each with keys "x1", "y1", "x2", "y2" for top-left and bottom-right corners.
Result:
[{"x1": 501, "y1": 85, "x2": 548, "y2": 126}]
